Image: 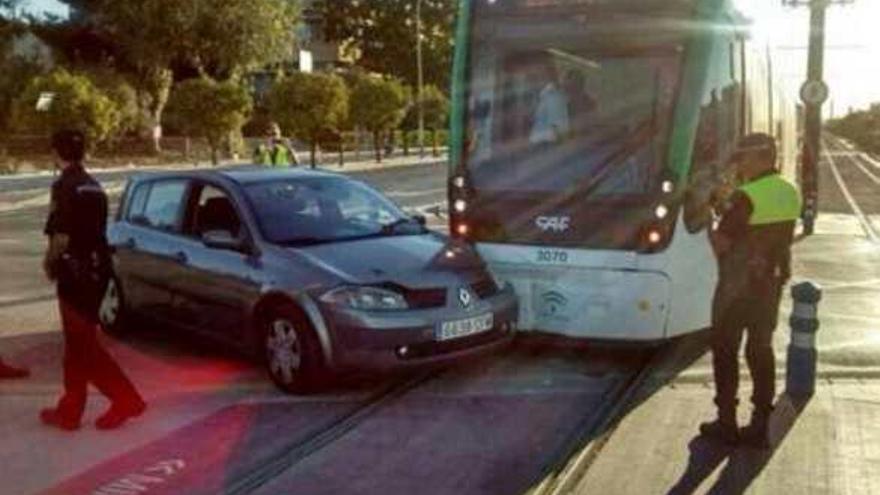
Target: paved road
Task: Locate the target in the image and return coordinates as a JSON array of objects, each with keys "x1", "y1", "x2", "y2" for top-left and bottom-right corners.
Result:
[{"x1": 1, "y1": 141, "x2": 878, "y2": 495}]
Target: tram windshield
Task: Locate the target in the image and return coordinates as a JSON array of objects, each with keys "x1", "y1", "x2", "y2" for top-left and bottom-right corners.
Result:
[
  {"x1": 460, "y1": 4, "x2": 688, "y2": 249},
  {"x1": 465, "y1": 14, "x2": 683, "y2": 198}
]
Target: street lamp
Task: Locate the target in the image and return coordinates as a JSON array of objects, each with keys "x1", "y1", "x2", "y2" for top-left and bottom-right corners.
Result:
[{"x1": 416, "y1": 0, "x2": 425, "y2": 159}]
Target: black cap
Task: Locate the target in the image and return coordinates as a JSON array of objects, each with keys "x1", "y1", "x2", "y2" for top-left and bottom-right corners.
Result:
[
  {"x1": 51, "y1": 129, "x2": 86, "y2": 163},
  {"x1": 734, "y1": 133, "x2": 777, "y2": 169}
]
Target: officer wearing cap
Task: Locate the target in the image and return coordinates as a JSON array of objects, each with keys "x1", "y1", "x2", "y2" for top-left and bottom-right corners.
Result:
[
  {"x1": 40, "y1": 129, "x2": 145, "y2": 431},
  {"x1": 700, "y1": 133, "x2": 802, "y2": 448}
]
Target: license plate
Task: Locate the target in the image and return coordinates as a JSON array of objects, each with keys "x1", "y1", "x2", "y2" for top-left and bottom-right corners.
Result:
[{"x1": 436, "y1": 313, "x2": 494, "y2": 341}]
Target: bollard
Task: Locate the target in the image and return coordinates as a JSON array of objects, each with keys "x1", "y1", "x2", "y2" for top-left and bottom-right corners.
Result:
[{"x1": 786, "y1": 281, "x2": 822, "y2": 398}]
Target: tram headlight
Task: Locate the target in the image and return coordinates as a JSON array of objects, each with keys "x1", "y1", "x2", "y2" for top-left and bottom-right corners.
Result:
[
  {"x1": 662, "y1": 180, "x2": 675, "y2": 194},
  {"x1": 453, "y1": 199, "x2": 467, "y2": 213},
  {"x1": 647, "y1": 229, "x2": 663, "y2": 245},
  {"x1": 655, "y1": 204, "x2": 669, "y2": 219},
  {"x1": 456, "y1": 223, "x2": 470, "y2": 236},
  {"x1": 452, "y1": 176, "x2": 466, "y2": 189}
]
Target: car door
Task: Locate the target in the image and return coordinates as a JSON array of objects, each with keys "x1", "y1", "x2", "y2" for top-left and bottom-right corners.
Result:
[
  {"x1": 115, "y1": 179, "x2": 192, "y2": 323},
  {"x1": 172, "y1": 181, "x2": 263, "y2": 343}
]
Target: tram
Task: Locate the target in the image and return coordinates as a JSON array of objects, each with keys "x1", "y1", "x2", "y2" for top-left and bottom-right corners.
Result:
[{"x1": 447, "y1": 0, "x2": 800, "y2": 340}]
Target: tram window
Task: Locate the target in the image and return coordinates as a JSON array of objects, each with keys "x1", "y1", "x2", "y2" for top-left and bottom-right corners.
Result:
[{"x1": 685, "y1": 36, "x2": 742, "y2": 233}]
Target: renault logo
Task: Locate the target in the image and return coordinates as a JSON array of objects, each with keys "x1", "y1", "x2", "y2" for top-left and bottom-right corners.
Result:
[{"x1": 458, "y1": 287, "x2": 473, "y2": 308}]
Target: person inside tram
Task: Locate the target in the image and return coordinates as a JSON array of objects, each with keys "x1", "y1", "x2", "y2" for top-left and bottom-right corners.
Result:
[
  {"x1": 528, "y1": 57, "x2": 570, "y2": 145},
  {"x1": 562, "y1": 70, "x2": 597, "y2": 136}
]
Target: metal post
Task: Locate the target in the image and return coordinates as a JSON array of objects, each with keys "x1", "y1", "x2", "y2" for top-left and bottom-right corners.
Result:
[
  {"x1": 786, "y1": 281, "x2": 823, "y2": 398},
  {"x1": 800, "y1": 0, "x2": 828, "y2": 235},
  {"x1": 416, "y1": 0, "x2": 425, "y2": 159}
]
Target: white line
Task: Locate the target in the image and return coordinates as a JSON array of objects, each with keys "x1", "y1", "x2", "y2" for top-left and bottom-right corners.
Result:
[
  {"x1": 852, "y1": 156, "x2": 880, "y2": 186},
  {"x1": 860, "y1": 152, "x2": 880, "y2": 171},
  {"x1": 386, "y1": 187, "x2": 446, "y2": 198},
  {"x1": 824, "y1": 141, "x2": 880, "y2": 244}
]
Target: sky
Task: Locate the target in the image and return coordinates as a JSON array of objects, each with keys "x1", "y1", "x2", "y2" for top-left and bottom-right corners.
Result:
[{"x1": 19, "y1": 0, "x2": 880, "y2": 114}]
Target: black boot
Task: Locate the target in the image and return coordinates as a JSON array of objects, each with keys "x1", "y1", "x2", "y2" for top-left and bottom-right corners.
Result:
[
  {"x1": 700, "y1": 417, "x2": 739, "y2": 446},
  {"x1": 740, "y1": 409, "x2": 772, "y2": 449}
]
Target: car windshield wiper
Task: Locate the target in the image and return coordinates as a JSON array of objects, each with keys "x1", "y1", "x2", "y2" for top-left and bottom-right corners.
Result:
[
  {"x1": 379, "y1": 217, "x2": 417, "y2": 235},
  {"x1": 276, "y1": 236, "x2": 330, "y2": 247}
]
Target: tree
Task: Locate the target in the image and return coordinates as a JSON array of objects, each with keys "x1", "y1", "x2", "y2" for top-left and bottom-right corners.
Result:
[
  {"x1": 58, "y1": 0, "x2": 298, "y2": 152},
  {"x1": 269, "y1": 72, "x2": 349, "y2": 168},
  {"x1": 349, "y1": 74, "x2": 408, "y2": 163},
  {"x1": 165, "y1": 78, "x2": 252, "y2": 165},
  {"x1": 12, "y1": 68, "x2": 121, "y2": 146},
  {"x1": 84, "y1": 67, "x2": 141, "y2": 139},
  {"x1": 402, "y1": 84, "x2": 448, "y2": 156},
  {"x1": 317, "y1": 0, "x2": 455, "y2": 89}
]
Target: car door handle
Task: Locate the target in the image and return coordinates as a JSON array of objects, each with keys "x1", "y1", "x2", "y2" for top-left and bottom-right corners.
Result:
[{"x1": 172, "y1": 251, "x2": 188, "y2": 264}]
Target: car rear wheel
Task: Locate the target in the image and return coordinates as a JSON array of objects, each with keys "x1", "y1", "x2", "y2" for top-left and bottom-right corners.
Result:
[
  {"x1": 99, "y1": 276, "x2": 130, "y2": 336},
  {"x1": 262, "y1": 305, "x2": 324, "y2": 394}
]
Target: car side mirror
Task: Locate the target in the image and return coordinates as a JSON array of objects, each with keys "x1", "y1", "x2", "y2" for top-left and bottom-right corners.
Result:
[
  {"x1": 202, "y1": 230, "x2": 247, "y2": 252},
  {"x1": 412, "y1": 214, "x2": 427, "y2": 226}
]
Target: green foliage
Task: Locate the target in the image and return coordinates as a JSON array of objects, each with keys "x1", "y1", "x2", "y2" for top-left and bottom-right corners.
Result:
[
  {"x1": 317, "y1": 0, "x2": 455, "y2": 89},
  {"x1": 269, "y1": 72, "x2": 349, "y2": 166},
  {"x1": 165, "y1": 78, "x2": 253, "y2": 164},
  {"x1": 12, "y1": 68, "x2": 121, "y2": 145},
  {"x1": 0, "y1": 56, "x2": 44, "y2": 131},
  {"x1": 349, "y1": 74, "x2": 408, "y2": 134},
  {"x1": 827, "y1": 105, "x2": 880, "y2": 155},
  {"x1": 402, "y1": 84, "x2": 448, "y2": 131},
  {"x1": 349, "y1": 74, "x2": 408, "y2": 161},
  {"x1": 84, "y1": 68, "x2": 141, "y2": 136},
  {"x1": 60, "y1": 0, "x2": 298, "y2": 151}
]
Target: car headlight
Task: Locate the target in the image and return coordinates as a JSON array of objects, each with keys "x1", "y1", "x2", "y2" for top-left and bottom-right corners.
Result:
[{"x1": 320, "y1": 286, "x2": 409, "y2": 311}]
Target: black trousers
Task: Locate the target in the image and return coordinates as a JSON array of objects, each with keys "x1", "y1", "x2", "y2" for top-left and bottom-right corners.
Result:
[
  {"x1": 55, "y1": 298, "x2": 142, "y2": 420},
  {"x1": 711, "y1": 283, "x2": 783, "y2": 418}
]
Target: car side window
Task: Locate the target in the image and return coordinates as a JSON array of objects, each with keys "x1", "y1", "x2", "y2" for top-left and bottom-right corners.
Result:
[
  {"x1": 141, "y1": 180, "x2": 189, "y2": 233},
  {"x1": 126, "y1": 182, "x2": 150, "y2": 224},
  {"x1": 188, "y1": 184, "x2": 243, "y2": 238}
]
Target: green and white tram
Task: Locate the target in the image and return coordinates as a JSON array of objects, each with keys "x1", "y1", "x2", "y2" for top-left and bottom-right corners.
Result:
[{"x1": 447, "y1": 0, "x2": 800, "y2": 340}]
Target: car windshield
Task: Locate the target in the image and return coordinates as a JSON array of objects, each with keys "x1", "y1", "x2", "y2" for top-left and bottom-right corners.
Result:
[{"x1": 245, "y1": 177, "x2": 421, "y2": 246}]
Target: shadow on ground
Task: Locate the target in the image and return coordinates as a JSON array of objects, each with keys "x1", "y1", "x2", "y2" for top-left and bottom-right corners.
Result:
[{"x1": 667, "y1": 393, "x2": 810, "y2": 495}]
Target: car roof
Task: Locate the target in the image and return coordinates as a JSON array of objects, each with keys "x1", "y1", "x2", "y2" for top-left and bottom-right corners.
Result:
[{"x1": 129, "y1": 165, "x2": 345, "y2": 186}]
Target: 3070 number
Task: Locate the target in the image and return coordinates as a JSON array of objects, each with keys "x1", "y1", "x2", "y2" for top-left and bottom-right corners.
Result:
[{"x1": 536, "y1": 249, "x2": 569, "y2": 263}]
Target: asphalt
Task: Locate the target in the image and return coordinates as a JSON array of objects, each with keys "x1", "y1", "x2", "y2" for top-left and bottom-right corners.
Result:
[{"x1": 0, "y1": 140, "x2": 878, "y2": 495}]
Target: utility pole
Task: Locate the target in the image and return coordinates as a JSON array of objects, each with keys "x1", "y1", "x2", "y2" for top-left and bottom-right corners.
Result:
[
  {"x1": 783, "y1": 0, "x2": 854, "y2": 235},
  {"x1": 416, "y1": 0, "x2": 425, "y2": 159}
]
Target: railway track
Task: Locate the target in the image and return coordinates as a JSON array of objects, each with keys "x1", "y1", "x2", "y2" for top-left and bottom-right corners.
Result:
[{"x1": 823, "y1": 136, "x2": 880, "y2": 244}]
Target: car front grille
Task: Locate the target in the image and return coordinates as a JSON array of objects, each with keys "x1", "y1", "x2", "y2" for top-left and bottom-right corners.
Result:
[{"x1": 404, "y1": 288, "x2": 447, "y2": 309}]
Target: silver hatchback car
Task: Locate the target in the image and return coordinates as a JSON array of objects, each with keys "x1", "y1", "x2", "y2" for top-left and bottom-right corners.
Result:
[{"x1": 100, "y1": 167, "x2": 518, "y2": 393}]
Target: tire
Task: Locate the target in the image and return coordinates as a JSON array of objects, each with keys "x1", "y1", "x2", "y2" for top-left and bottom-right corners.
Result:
[
  {"x1": 261, "y1": 304, "x2": 325, "y2": 394},
  {"x1": 99, "y1": 276, "x2": 130, "y2": 336}
]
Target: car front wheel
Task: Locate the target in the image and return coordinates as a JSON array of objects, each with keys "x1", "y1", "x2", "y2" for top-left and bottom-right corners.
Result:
[{"x1": 262, "y1": 305, "x2": 324, "y2": 394}]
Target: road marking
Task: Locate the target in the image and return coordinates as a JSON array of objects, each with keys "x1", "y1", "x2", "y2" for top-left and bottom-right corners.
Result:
[
  {"x1": 386, "y1": 187, "x2": 446, "y2": 198},
  {"x1": 824, "y1": 142, "x2": 880, "y2": 244},
  {"x1": 852, "y1": 155, "x2": 880, "y2": 186},
  {"x1": 860, "y1": 152, "x2": 880, "y2": 171}
]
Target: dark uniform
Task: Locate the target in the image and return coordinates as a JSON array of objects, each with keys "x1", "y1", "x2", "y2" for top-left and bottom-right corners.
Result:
[
  {"x1": 43, "y1": 162, "x2": 143, "y2": 429},
  {"x1": 710, "y1": 169, "x2": 801, "y2": 443}
]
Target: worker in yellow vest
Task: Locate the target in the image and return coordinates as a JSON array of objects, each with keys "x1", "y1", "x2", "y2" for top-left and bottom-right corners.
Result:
[
  {"x1": 254, "y1": 122, "x2": 300, "y2": 167},
  {"x1": 701, "y1": 133, "x2": 802, "y2": 449}
]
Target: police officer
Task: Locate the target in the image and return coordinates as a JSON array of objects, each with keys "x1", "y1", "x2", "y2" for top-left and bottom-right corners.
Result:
[
  {"x1": 0, "y1": 356, "x2": 28, "y2": 379},
  {"x1": 40, "y1": 129, "x2": 145, "y2": 431},
  {"x1": 254, "y1": 122, "x2": 300, "y2": 167},
  {"x1": 700, "y1": 133, "x2": 802, "y2": 448}
]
